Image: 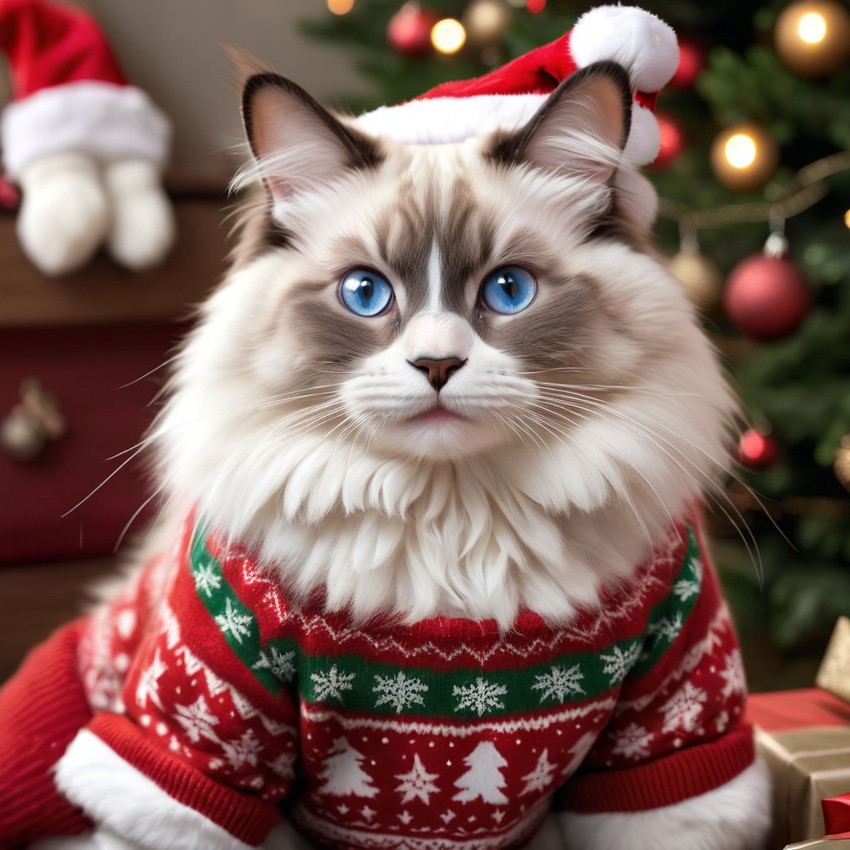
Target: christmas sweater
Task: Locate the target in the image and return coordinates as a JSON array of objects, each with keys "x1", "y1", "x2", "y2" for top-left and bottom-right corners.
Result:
[{"x1": 0, "y1": 512, "x2": 754, "y2": 850}]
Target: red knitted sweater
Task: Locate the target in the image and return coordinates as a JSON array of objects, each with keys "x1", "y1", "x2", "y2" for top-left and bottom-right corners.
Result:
[{"x1": 0, "y1": 513, "x2": 753, "y2": 849}]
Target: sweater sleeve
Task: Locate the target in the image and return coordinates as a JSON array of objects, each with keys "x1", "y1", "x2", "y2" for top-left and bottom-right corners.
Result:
[
  {"x1": 55, "y1": 520, "x2": 299, "y2": 850},
  {"x1": 557, "y1": 524, "x2": 755, "y2": 814}
]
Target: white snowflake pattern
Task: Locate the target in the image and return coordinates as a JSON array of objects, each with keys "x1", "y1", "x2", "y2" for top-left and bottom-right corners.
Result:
[
  {"x1": 395, "y1": 753, "x2": 440, "y2": 805},
  {"x1": 267, "y1": 751, "x2": 297, "y2": 779},
  {"x1": 672, "y1": 577, "x2": 700, "y2": 602},
  {"x1": 311, "y1": 664, "x2": 356, "y2": 703},
  {"x1": 531, "y1": 664, "x2": 584, "y2": 703},
  {"x1": 135, "y1": 648, "x2": 167, "y2": 710},
  {"x1": 719, "y1": 649, "x2": 746, "y2": 699},
  {"x1": 715, "y1": 710, "x2": 730, "y2": 734},
  {"x1": 648, "y1": 613, "x2": 684, "y2": 643},
  {"x1": 373, "y1": 671, "x2": 429, "y2": 713},
  {"x1": 600, "y1": 643, "x2": 642, "y2": 686},
  {"x1": 519, "y1": 749, "x2": 558, "y2": 795},
  {"x1": 253, "y1": 646, "x2": 297, "y2": 682},
  {"x1": 214, "y1": 597, "x2": 254, "y2": 644},
  {"x1": 174, "y1": 695, "x2": 220, "y2": 743},
  {"x1": 221, "y1": 729, "x2": 264, "y2": 770},
  {"x1": 452, "y1": 677, "x2": 508, "y2": 716},
  {"x1": 610, "y1": 722, "x2": 655, "y2": 761},
  {"x1": 193, "y1": 559, "x2": 222, "y2": 597},
  {"x1": 398, "y1": 811, "x2": 413, "y2": 826},
  {"x1": 660, "y1": 681, "x2": 708, "y2": 734},
  {"x1": 361, "y1": 806, "x2": 376, "y2": 821}
]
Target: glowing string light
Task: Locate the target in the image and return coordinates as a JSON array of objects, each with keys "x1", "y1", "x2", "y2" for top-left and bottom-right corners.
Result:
[
  {"x1": 725, "y1": 134, "x2": 758, "y2": 170},
  {"x1": 431, "y1": 18, "x2": 467, "y2": 54},
  {"x1": 798, "y1": 11, "x2": 828, "y2": 43}
]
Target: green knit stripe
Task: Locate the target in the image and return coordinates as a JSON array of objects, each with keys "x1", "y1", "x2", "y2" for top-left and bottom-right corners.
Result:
[
  {"x1": 189, "y1": 525, "x2": 699, "y2": 714},
  {"x1": 630, "y1": 527, "x2": 703, "y2": 676},
  {"x1": 189, "y1": 524, "x2": 279, "y2": 694}
]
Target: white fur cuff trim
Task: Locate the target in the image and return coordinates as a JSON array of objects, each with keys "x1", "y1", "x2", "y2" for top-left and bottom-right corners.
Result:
[
  {"x1": 55, "y1": 729, "x2": 254, "y2": 850},
  {"x1": 571, "y1": 5, "x2": 679, "y2": 91},
  {"x1": 558, "y1": 758, "x2": 772, "y2": 850},
  {"x1": 1, "y1": 81, "x2": 171, "y2": 179}
]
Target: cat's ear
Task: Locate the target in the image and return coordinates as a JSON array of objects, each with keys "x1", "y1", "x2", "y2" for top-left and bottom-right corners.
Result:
[
  {"x1": 241, "y1": 73, "x2": 382, "y2": 204},
  {"x1": 489, "y1": 61, "x2": 631, "y2": 183}
]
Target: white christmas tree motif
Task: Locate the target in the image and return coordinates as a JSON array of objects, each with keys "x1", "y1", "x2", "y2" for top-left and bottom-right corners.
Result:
[
  {"x1": 193, "y1": 559, "x2": 222, "y2": 597},
  {"x1": 135, "y1": 648, "x2": 167, "y2": 710},
  {"x1": 531, "y1": 664, "x2": 584, "y2": 703},
  {"x1": 395, "y1": 753, "x2": 441, "y2": 805},
  {"x1": 600, "y1": 644, "x2": 642, "y2": 686},
  {"x1": 452, "y1": 678, "x2": 508, "y2": 716},
  {"x1": 519, "y1": 749, "x2": 558, "y2": 795},
  {"x1": 318, "y1": 737, "x2": 379, "y2": 798},
  {"x1": 660, "y1": 681, "x2": 708, "y2": 734},
  {"x1": 311, "y1": 664, "x2": 356, "y2": 703},
  {"x1": 214, "y1": 597, "x2": 254, "y2": 644},
  {"x1": 253, "y1": 646, "x2": 297, "y2": 682},
  {"x1": 398, "y1": 811, "x2": 413, "y2": 825},
  {"x1": 719, "y1": 649, "x2": 747, "y2": 699},
  {"x1": 564, "y1": 731, "x2": 597, "y2": 777},
  {"x1": 373, "y1": 671, "x2": 429, "y2": 713},
  {"x1": 452, "y1": 741, "x2": 509, "y2": 805},
  {"x1": 648, "y1": 612, "x2": 684, "y2": 643},
  {"x1": 174, "y1": 695, "x2": 220, "y2": 743},
  {"x1": 267, "y1": 751, "x2": 297, "y2": 779},
  {"x1": 221, "y1": 729, "x2": 264, "y2": 771},
  {"x1": 610, "y1": 722, "x2": 655, "y2": 761}
]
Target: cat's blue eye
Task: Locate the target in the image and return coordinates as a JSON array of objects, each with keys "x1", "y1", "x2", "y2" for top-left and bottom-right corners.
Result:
[
  {"x1": 339, "y1": 270, "x2": 394, "y2": 317},
  {"x1": 480, "y1": 266, "x2": 537, "y2": 315}
]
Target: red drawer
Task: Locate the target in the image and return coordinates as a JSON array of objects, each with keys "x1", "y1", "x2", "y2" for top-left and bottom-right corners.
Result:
[{"x1": 0, "y1": 322, "x2": 187, "y2": 564}]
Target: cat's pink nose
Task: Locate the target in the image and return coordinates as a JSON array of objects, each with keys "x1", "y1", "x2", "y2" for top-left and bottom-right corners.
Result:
[{"x1": 408, "y1": 357, "x2": 466, "y2": 392}]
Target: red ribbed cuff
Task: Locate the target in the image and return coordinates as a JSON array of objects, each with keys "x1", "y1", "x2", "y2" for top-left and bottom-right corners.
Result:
[
  {"x1": 558, "y1": 724, "x2": 755, "y2": 813},
  {"x1": 89, "y1": 713, "x2": 280, "y2": 845},
  {"x1": 0, "y1": 619, "x2": 93, "y2": 841}
]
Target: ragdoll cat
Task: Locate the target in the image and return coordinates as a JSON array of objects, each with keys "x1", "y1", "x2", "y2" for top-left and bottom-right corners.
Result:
[{"x1": 0, "y1": 52, "x2": 770, "y2": 850}]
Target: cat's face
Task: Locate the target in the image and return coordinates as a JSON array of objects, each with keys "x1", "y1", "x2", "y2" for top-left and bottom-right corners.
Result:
[
  {"x1": 155, "y1": 64, "x2": 733, "y2": 622},
  {"x1": 228, "y1": 66, "x2": 681, "y2": 463}
]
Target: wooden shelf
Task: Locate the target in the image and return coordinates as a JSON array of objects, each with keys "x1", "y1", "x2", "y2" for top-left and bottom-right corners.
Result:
[{"x1": 0, "y1": 199, "x2": 231, "y2": 327}]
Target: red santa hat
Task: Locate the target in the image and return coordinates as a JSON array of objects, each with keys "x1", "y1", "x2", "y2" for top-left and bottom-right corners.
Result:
[
  {"x1": 356, "y1": 5, "x2": 677, "y2": 169},
  {"x1": 0, "y1": 0, "x2": 170, "y2": 181}
]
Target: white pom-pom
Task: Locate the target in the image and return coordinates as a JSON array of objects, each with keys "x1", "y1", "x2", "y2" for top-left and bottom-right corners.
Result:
[
  {"x1": 570, "y1": 5, "x2": 679, "y2": 91},
  {"x1": 623, "y1": 103, "x2": 661, "y2": 165}
]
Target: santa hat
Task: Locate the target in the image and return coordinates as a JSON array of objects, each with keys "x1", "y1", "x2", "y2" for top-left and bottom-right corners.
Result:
[
  {"x1": 0, "y1": 0, "x2": 170, "y2": 181},
  {"x1": 356, "y1": 4, "x2": 677, "y2": 217}
]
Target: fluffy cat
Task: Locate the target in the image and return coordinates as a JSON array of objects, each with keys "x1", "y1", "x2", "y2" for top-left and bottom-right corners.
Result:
[{"x1": 4, "y1": 60, "x2": 770, "y2": 850}]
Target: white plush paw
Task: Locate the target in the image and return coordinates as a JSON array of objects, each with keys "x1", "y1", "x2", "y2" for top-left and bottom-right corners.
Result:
[
  {"x1": 104, "y1": 159, "x2": 175, "y2": 271},
  {"x1": 17, "y1": 153, "x2": 109, "y2": 276}
]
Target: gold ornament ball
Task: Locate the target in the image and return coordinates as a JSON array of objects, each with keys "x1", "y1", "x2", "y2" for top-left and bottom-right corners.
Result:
[
  {"x1": 668, "y1": 248, "x2": 724, "y2": 313},
  {"x1": 463, "y1": 0, "x2": 511, "y2": 45},
  {"x1": 775, "y1": 0, "x2": 850, "y2": 77},
  {"x1": 710, "y1": 124, "x2": 780, "y2": 192},
  {"x1": 835, "y1": 437, "x2": 850, "y2": 490}
]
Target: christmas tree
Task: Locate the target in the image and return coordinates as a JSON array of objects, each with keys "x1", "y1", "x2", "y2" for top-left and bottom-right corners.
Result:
[{"x1": 302, "y1": 0, "x2": 850, "y2": 658}]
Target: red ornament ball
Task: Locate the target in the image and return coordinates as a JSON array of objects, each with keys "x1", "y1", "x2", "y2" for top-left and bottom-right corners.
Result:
[
  {"x1": 388, "y1": 4, "x2": 438, "y2": 58},
  {"x1": 737, "y1": 429, "x2": 780, "y2": 470},
  {"x1": 670, "y1": 38, "x2": 705, "y2": 88},
  {"x1": 724, "y1": 253, "x2": 811, "y2": 340},
  {"x1": 651, "y1": 113, "x2": 686, "y2": 169}
]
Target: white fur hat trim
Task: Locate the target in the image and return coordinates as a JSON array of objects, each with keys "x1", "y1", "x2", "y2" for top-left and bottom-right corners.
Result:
[{"x1": 571, "y1": 5, "x2": 679, "y2": 91}]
